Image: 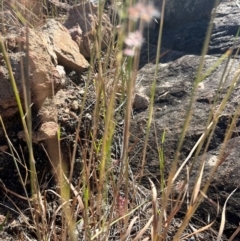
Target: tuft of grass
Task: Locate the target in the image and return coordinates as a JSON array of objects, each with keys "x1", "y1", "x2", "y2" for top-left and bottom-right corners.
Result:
[{"x1": 0, "y1": 0, "x2": 239, "y2": 240}]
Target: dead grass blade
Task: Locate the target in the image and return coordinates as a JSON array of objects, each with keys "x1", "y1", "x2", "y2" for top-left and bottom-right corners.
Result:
[
  {"x1": 148, "y1": 178, "x2": 158, "y2": 240},
  {"x1": 161, "y1": 184, "x2": 188, "y2": 240},
  {"x1": 48, "y1": 199, "x2": 70, "y2": 240},
  {"x1": 191, "y1": 161, "x2": 205, "y2": 204},
  {"x1": 173, "y1": 121, "x2": 213, "y2": 184},
  {"x1": 217, "y1": 188, "x2": 237, "y2": 241},
  {"x1": 228, "y1": 224, "x2": 240, "y2": 241},
  {"x1": 63, "y1": 173, "x2": 84, "y2": 212},
  {"x1": 91, "y1": 201, "x2": 147, "y2": 240},
  {"x1": 132, "y1": 215, "x2": 153, "y2": 241},
  {"x1": 182, "y1": 221, "x2": 214, "y2": 240},
  {"x1": 120, "y1": 216, "x2": 138, "y2": 241}
]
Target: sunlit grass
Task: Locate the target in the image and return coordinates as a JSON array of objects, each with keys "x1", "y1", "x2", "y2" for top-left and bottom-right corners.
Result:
[{"x1": 0, "y1": 0, "x2": 239, "y2": 240}]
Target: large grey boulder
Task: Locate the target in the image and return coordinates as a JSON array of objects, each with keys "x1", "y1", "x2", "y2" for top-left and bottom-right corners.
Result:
[
  {"x1": 131, "y1": 51, "x2": 240, "y2": 239},
  {"x1": 131, "y1": 1, "x2": 240, "y2": 238},
  {"x1": 157, "y1": 0, "x2": 221, "y2": 28},
  {"x1": 140, "y1": 0, "x2": 240, "y2": 68}
]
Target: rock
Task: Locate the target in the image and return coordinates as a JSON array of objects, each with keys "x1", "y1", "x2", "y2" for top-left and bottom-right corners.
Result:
[
  {"x1": 132, "y1": 52, "x2": 240, "y2": 173},
  {"x1": 133, "y1": 92, "x2": 149, "y2": 110},
  {"x1": 7, "y1": 0, "x2": 43, "y2": 27},
  {"x1": 209, "y1": 1, "x2": 240, "y2": 54},
  {"x1": 71, "y1": 100, "x2": 79, "y2": 110},
  {"x1": 17, "y1": 0, "x2": 43, "y2": 17},
  {"x1": 64, "y1": 1, "x2": 113, "y2": 58},
  {"x1": 18, "y1": 121, "x2": 59, "y2": 143},
  {"x1": 0, "y1": 52, "x2": 24, "y2": 118},
  {"x1": 155, "y1": 0, "x2": 220, "y2": 28},
  {"x1": 38, "y1": 98, "x2": 58, "y2": 123},
  {"x1": 135, "y1": 2, "x2": 240, "y2": 235},
  {"x1": 37, "y1": 121, "x2": 59, "y2": 141},
  {"x1": 47, "y1": 0, "x2": 70, "y2": 13},
  {"x1": 56, "y1": 65, "x2": 66, "y2": 86},
  {"x1": 0, "y1": 10, "x2": 21, "y2": 34},
  {"x1": 0, "y1": 27, "x2": 62, "y2": 119},
  {"x1": 27, "y1": 28, "x2": 63, "y2": 106},
  {"x1": 0, "y1": 14, "x2": 91, "y2": 120},
  {"x1": 42, "y1": 19, "x2": 89, "y2": 71},
  {"x1": 158, "y1": 1, "x2": 240, "y2": 56},
  {"x1": 131, "y1": 51, "x2": 240, "y2": 237}
]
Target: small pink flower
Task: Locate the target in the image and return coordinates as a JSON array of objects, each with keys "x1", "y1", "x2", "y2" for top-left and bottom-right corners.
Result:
[
  {"x1": 123, "y1": 31, "x2": 144, "y2": 56},
  {"x1": 128, "y1": 3, "x2": 143, "y2": 21},
  {"x1": 123, "y1": 48, "x2": 135, "y2": 56},
  {"x1": 124, "y1": 30, "x2": 143, "y2": 48},
  {"x1": 116, "y1": 195, "x2": 128, "y2": 217},
  {"x1": 128, "y1": 2, "x2": 160, "y2": 23}
]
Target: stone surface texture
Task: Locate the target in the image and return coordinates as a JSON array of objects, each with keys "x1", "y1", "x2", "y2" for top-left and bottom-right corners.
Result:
[
  {"x1": 133, "y1": 1, "x2": 240, "y2": 237},
  {"x1": 42, "y1": 19, "x2": 89, "y2": 72},
  {"x1": 156, "y1": 0, "x2": 221, "y2": 28},
  {"x1": 64, "y1": 2, "x2": 113, "y2": 58},
  {"x1": 0, "y1": 18, "x2": 91, "y2": 120}
]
